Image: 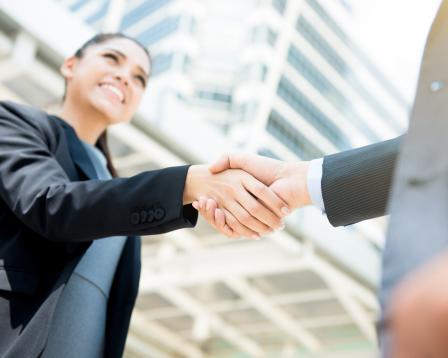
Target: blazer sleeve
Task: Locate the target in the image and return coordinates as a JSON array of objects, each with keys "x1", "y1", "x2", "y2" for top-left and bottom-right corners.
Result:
[
  {"x1": 0, "y1": 109, "x2": 198, "y2": 242},
  {"x1": 321, "y1": 136, "x2": 403, "y2": 227}
]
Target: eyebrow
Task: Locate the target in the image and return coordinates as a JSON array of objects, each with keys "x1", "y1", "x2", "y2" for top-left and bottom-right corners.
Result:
[{"x1": 104, "y1": 47, "x2": 149, "y2": 78}]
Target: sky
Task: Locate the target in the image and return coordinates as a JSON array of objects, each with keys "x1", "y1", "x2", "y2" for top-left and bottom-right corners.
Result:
[{"x1": 350, "y1": 0, "x2": 441, "y2": 101}]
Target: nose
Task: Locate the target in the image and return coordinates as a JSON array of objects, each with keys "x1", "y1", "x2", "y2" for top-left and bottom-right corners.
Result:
[{"x1": 114, "y1": 69, "x2": 129, "y2": 87}]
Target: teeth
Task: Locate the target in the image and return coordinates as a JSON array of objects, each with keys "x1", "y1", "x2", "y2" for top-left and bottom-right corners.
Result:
[{"x1": 100, "y1": 84, "x2": 124, "y2": 102}]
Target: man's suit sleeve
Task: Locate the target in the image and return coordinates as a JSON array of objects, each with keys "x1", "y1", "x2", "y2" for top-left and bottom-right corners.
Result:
[
  {"x1": 321, "y1": 136, "x2": 403, "y2": 227},
  {"x1": 0, "y1": 108, "x2": 198, "y2": 242}
]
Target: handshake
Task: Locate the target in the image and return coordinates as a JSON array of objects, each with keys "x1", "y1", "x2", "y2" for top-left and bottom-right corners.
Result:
[{"x1": 183, "y1": 153, "x2": 311, "y2": 239}]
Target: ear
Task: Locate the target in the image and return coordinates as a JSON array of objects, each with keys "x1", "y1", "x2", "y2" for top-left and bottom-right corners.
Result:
[{"x1": 60, "y1": 56, "x2": 78, "y2": 80}]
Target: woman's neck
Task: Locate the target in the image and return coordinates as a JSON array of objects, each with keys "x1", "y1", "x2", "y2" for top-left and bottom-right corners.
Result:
[{"x1": 58, "y1": 99, "x2": 108, "y2": 145}]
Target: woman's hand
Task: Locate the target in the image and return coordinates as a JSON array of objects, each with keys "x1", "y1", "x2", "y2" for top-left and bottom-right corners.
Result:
[
  {"x1": 192, "y1": 196, "x2": 284, "y2": 239},
  {"x1": 184, "y1": 165, "x2": 288, "y2": 238},
  {"x1": 192, "y1": 197, "x2": 237, "y2": 238}
]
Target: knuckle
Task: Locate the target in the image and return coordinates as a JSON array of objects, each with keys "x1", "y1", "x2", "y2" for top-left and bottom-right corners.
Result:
[
  {"x1": 269, "y1": 215, "x2": 281, "y2": 226},
  {"x1": 252, "y1": 183, "x2": 265, "y2": 197},
  {"x1": 247, "y1": 202, "x2": 260, "y2": 215},
  {"x1": 226, "y1": 214, "x2": 237, "y2": 225},
  {"x1": 239, "y1": 212, "x2": 252, "y2": 224}
]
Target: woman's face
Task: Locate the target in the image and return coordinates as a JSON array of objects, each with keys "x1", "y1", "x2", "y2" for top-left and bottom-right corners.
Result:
[{"x1": 61, "y1": 37, "x2": 150, "y2": 124}]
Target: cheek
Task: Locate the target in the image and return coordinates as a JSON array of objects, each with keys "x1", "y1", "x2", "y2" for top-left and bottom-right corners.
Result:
[
  {"x1": 79, "y1": 62, "x2": 108, "y2": 90},
  {"x1": 129, "y1": 90, "x2": 144, "y2": 110}
]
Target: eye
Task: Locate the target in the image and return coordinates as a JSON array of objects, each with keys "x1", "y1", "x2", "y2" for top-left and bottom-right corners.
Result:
[
  {"x1": 136, "y1": 75, "x2": 146, "y2": 88},
  {"x1": 103, "y1": 53, "x2": 118, "y2": 62}
]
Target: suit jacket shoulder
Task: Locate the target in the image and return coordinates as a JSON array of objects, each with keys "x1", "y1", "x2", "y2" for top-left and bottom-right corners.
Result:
[{"x1": 0, "y1": 100, "x2": 61, "y2": 150}]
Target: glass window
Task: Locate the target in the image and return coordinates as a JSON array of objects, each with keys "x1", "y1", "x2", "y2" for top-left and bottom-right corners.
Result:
[
  {"x1": 121, "y1": 0, "x2": 174, "y2": 30},
  {"x1": 86, "y1": 0, "x2": 109, "y2": 25},
  {"x1": 257, "y1": 148, "x2": 280, "y2": 159},
  {"x1": 272, "y1": 0, "x2": 287, "y2": 14},
  {"x1": 134, "y1": 16, "x2": 180, "y2": 48},
  {"x1": 277, "y1": 76, "x2": 349, "y2": 149},
  {"x1": 70, "y1": 0, "x2": 89, "y2": 12},
  {"x1": 305, "y1": 0, "x2": 407, "y2": 116},
  {"x1": 196, "y1": 90, "x2": 232, "y2": 103},
  {"x1": 251, "y1": 26, "x2": 278, "y2": 47},
  {"x1": 297, "y1": 16, "x2": 401, "y2": 132},
  {"x1": 267, "y1": 110, "x2": 324, "y2": 159},
  {"x1": 287, "y1": 45, "x2": 379, "y2": 141},
  {"x1": 151, "y1": 53, "x2": 174, "y2": 76}
]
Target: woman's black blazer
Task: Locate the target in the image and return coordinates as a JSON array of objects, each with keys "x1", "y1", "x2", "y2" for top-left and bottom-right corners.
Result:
[{"x1": 0, "y1": 101, "x2": 198, "y2": 357}]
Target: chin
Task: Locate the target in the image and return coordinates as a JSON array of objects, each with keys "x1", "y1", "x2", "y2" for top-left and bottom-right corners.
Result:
[{"x1": 90, "y1": 97, "x2": 126, "y2": 124}]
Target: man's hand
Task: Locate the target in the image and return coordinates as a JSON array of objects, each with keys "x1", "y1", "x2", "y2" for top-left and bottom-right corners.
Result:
[
  {"x1": 192, "y1": 154, "x2": 312, "y2": 238},
  {"x1": 184, "y1": 165, "x2": 288, "y2": 238},
  {"x1": 210, "y1": 153, "x2": 311, "y2": 210},
  {"x1": 389, "y1": 252, "x2": 448, "y2": 358}
]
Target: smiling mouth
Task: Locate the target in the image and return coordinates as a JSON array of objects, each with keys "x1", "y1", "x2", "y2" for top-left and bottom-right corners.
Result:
[{"x1": 98, "y1": 83, "x2": 125, "y2": 103}]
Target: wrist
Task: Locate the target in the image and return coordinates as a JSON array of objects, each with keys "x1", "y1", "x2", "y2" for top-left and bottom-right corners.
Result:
[
  {"x1": 183, "y1": 164, "x2": 208, "y2": 204},
  {"x1": 282, "y1": 161, "x2": 312, "y2": 209}
]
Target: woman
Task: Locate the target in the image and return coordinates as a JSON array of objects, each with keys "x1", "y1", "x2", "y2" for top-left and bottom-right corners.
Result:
[{"x1": 0, "y1": 33, "x2": 288, "y2": 357}]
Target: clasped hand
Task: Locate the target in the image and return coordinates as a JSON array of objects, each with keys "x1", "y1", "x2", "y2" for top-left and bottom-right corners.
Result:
[{"x1": 185, "y1": 154, "x2": 311, "y2": 239}]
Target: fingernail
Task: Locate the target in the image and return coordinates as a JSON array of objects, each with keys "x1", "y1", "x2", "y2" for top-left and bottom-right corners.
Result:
[
  {"x1": 281, "y1": 207, "x2": 290, "y2": 216},
  {"x1": 279, "y1": 223, "x2": 285, "y2": 230},
  {"x1": 252, "y1": 235, "x2": 261, "y2": 240}
]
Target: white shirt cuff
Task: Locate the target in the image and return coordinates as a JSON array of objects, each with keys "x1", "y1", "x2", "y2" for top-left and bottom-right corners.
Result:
[{"x1": 307, "y1": 158, "x2": 325, "y2": 212}]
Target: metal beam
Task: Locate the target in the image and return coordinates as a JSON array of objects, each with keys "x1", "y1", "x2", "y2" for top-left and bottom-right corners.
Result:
[
  {"x1": 103, "y1": 0, "x2": 126, "y2": 32},
  {"x1": 139, "y1": 239, "x2": 310, "y2": 292},
  {"x1": 125, "y1": 334, "x2": 172, "y2": 358},
  {"x1": 225, "y1": 278, "x2": 322, "y2": 352},
  {"x1": 109, "y1": 122, "x2": 186, "y2": 167},
  {"x1": 311, "y1": 259, "x2": 377, "y2": 342},
  {"x1": 158, "y1": 287, "x2": 264, "y2": 357},
  {"x1": 143, "y1": 289, "x2": 335, "y2": 320},
  {"x1": 114, "y1": 152, "x2": 152, "y2": 171},
  {"x1": 0, "y1": 31, "x2": 36, "y2": 82},
  {"x1": 180, "y1": 314, "x2": 358, "y2": 337},
  {"x1": 130, "y1": 309, "x2": 204, "y2": 358},
  {"x1": 155, "y1": 231, "x2": 322, "y2": 352}
]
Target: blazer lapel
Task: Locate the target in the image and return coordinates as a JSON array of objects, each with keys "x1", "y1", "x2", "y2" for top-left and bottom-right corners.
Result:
[{"x1": 57, "y1": 119, "x2": 98, "y2": 180}]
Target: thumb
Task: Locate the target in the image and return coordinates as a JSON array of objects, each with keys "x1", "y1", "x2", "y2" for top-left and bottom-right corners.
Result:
[{"x1": 209, "y1": 153, "x2": 232, "y2": 174}]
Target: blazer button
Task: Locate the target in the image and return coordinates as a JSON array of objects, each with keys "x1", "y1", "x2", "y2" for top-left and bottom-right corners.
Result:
[
  {"x1": 146, "y1": 210, "x2": 155, "y2": 223},
  {"x1": 130, "y1": 212, "x2": 140, "y2": 225},
  {"x1": 140, "y1": 210, "x2": 148, "y2": 223},
  {"x1": 154, "y1": 208, "x2": 165, "y2": 220}
]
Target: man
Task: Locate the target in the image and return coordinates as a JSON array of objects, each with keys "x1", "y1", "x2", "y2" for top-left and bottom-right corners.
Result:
[{"x1": 194, "y1": 0, "x2": 448, "y2": 356}]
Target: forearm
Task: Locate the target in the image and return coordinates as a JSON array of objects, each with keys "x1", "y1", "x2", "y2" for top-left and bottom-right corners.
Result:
[
  {"x1": 5, "y1": 166, "x2": 197, "y2": 241},
  {"x1": 321, "y1": 136, "x2": 403, "y2": 226}
]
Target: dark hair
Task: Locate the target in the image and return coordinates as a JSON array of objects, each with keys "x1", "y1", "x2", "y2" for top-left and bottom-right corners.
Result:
[{"x1": 64, "y1": 33, "x2": 151, "y2": 178}]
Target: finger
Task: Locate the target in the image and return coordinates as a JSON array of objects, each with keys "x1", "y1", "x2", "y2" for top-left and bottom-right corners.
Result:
[
  {"x1": 222, "y1": 209, "x2": 260, "y2": 240},
  {"x1": 236, "y1": 186, "x2": 284, "y2": 230},
  {"x1": 199, "y1": 196, "x2": 207, "y2": 210},
  {"x1": 206, "y1": 198, "x2": 217, "y2": 211},
  {"x1": 200, "y1": 198, "x2": 216, "y2": 223},
  {"x1": 209, "y1": 154, "x2": 232, "y2": 174},
  {"x1": 215, "y1": 208, "x2": 226, "y2": 228},
  {"x1": 197, "y1": 200, "x2": 222, "y2": 231},
  {"x1": 242, "y1": 176, "x2": 290, "y2": 218},
  {"x1": 224, "y1": 201, "x2": 268, "y2": 237},
  {"x1": 205, "y1": 198, "x2": 216, "y2": 212},
  {"x1": 210, "y1": 153, "x2": 282, "y2": 186},
  {"x1": 197, "y1": 199, "x2": 235, "y2": 238},
  {"x1": 192, "y1": 201, "x2": 199, "y2": 210},
  {"x1": 215, "y1": 208, "x2": 235, "y2": 238}
]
